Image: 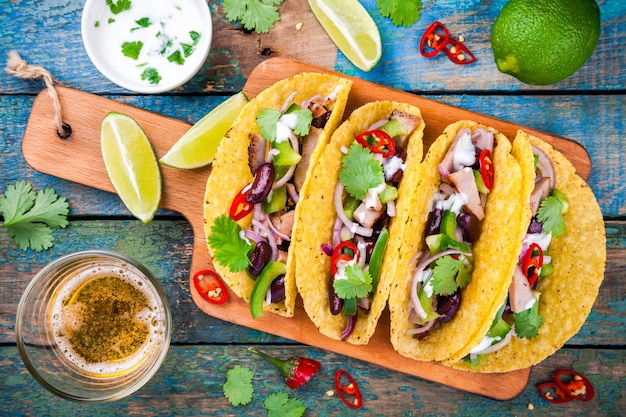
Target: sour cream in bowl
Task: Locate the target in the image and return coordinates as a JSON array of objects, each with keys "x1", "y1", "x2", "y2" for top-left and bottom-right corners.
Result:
[{"x1": 81, "y1": 0, "x2": 212, "y2": 93}]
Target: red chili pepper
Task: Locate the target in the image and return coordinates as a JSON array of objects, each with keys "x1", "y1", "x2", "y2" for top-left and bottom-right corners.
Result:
[
  {"x1": 334, "y1": 369, "x2": 362, "y2": 409},
  {"x1": 331, "y1": 241, "x2": 359, "y2": 276},
  {"x1": 229, "y1": 183, "x2": 253, "y2": 221},
  {"x1": 553, "y1": 369, "x2": 595, "y2": 402},
  {"x1": 355, "y1": 129, "x2": 396, "y2": 157},
  {"x1": 419, "y1": 21, "x2": 450, "y2": 58},
  {"x1": 444, "y1": 38, "x2": 476, "y2": 65},
  {"x1": 193, "y1": 269, "x2": 228, "y2": 304},
  {"x1": 479, "y1": 148, "x2": 494, "y2": 190},
  {"x1": 537, "y1": 381, "x2": 571, "y2": 404},
  {"x1": 522, "y1": 243, "x2": 544, "y2": 286},
  {"x1": 249, "y1": 347, "x2": 321, "y2": 389},
  {"x1": 537, "y1": 369, "x2": 595, "y2": 404}
]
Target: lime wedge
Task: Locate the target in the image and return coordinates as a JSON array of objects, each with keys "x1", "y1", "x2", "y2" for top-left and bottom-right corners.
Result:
[
  {"x1": 308, "y1": 0, "x2": 382, "y2": 72},
  {"x1": 160, "y1": 92, "x2": 249, "y2": 169},
  {"x1": 100, "y1": 112, "x2": 161, "y2": 224}
]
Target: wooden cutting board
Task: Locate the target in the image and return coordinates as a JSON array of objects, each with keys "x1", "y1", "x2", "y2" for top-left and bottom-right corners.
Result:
[{"x1": 21, "y1": 58, "x2": 591, "y2": 400}]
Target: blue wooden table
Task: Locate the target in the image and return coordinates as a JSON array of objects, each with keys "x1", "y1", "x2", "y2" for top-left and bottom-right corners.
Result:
[{"x1": 1, "y1": 0, "x2": 624, "y2": 415}]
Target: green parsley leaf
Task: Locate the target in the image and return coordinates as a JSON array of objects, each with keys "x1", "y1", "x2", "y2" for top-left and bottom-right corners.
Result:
[
  {"x1": 167, "y1": 50, "x2": 185, "y2": 65},
  {"x1": 207, "y1": 214, "x2": 252, "y2": 272},
  {"x1": 339, "y1": 143, "x2": 385, "y2": 201},
  {"x1": 0, "y1": 180, "x2": 69, "y2": 251},
  {"x1": 223, "y1": 365, "x2": 254, "y2": 406},
  {"x1": 513, "y1": 297, "x2": 544, "y2": 339},
  {"x1": 141, "y1": 67, "x2": 162, "y2": 85},
  {"x1": 257, "y1": 108, "x2": 281, "y2": 142},
  {"x1": 537, "y1": 188, "x2": 568, "y2": 237},
  {"x1": 284, "y1": 104, "x2": 313, "y2": 137},
  {"x1": 106, "y1": 0, "x2": 132, "y2": 15},
  {"x1": 430, "y1": 255, "x2": 473, "y2": 296},
  {"x1": 376, "y1": 0, "x2": 422, "y2": 27},
  {"x1": 333, "y1": 264, "x2": 373, "y2": 299},
  {"x1": 122, "y1": 41, "x2": 143, "y2": 60},
  {"x1": 131, "y1": 17, "x2": 151, "y2": 31},
  {"x1": 181, "y1": 31, "x2": 202, "y2": 57},
  {"x1": 223, "y1": 0, "x2": 284, "y2": 34},
  {"x1": 264, "y1": 392, "x2": 306, "y2": 417}
]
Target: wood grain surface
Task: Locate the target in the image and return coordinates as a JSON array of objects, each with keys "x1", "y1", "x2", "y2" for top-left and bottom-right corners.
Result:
[{"x1": 20, "y1": 59, "x2": 598, "y2": 400}]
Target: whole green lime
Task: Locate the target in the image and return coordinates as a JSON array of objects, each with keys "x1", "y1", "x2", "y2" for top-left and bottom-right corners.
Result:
[{"x1": 491, "y1": 0, "x2": 600, "y2": 85}]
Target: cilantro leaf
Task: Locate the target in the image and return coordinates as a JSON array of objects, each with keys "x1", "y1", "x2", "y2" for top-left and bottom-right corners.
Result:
[
  {"x1": 537, "y1": 188, "x2": 568, "y2": 237},
  {"x1": 513, "y1": 298, "x2": 544, "y2": 339},
  {"x1": 333, "y1": 264, "x2": 373, "y2": 299},
  {"x1": 122, "y1": 41, "x2": 143, "y2": 60},
  {"x1": 106, "y1": 0, "x2": 131, "y2": 14},
  {"x1": 141, "y1": 67, "x2": 162, "y2": 85},
  {"x1": 339, "y1": 143, "x2": 385, "y2": 201},
  {"x1": 207, "y1": 214, "x2": 252, "y2": 272},
  {"x1": 223, "y1": 0, "x2": 284, "y2": 34},
  {"x1": 0, "y1": 180, "x2": 69, "y2": 252},
  {"x1": 131, "y1": 17, "x2": 151, "y2": 31},
  {"x1": 430, "y1": 255, "x2": 473, "y2": 296},
  {"x1": 167, "y1": 50, "x2": 185, "y2": 65},
  {"x1": 377, "y1": 0, "x2": 422, "y2": 27},
  {"x1": 257, "y1": 108, "x2": 281, "y2": 142},
  {"x1": 264, "y1": 392, "x2": 306, "y2": 417},
  {"x1": 223, "y1": 365, "x2": 255, "y2": 406}
]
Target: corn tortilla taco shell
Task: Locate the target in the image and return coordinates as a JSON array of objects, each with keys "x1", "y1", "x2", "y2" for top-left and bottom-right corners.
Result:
[
  {"x1": 447, "y1": 130, "x2": 606, "y2": 372},
  {"x1": 389, "y1": 120, "x2": 524, "y2": 362},
  {"x1": 203, "y1": 73, "x2": 352, "y2": 317},
  {"x1": 295, "y1": 101, "x2": 425, "y2": 344}
]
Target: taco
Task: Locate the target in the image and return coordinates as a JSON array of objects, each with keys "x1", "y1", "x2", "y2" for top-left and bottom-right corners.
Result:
[
  {"x1": 295, "y1": 101, "x2": 425, "y2": 344},
  {"x1": 389, "y1": 120, "x2": 525, "y2": 362},
  {"x1": 204, "y1": 73, "x2": 352, "y2": 318},
  {"x1": 447, "y1": 130, "x2": 606, "y2": 372}
]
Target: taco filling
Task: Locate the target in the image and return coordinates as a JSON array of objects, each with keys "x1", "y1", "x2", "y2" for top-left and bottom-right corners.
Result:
[
  {"x1": 208, "y1": 87, "x2": 344, "y2": 316},
  {"x1": 328, "y1": 111, "x2": 421, "y2": 340},
  {"x1": 407, "y1": 127, "x2": 496, "y2": 339},
  {"x1": 465, "y1": 144, "x2": 569, "y2": 363}
]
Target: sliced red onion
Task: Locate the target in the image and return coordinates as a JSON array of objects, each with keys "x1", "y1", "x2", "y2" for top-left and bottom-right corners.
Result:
[
  {"x1": 266, "y1": 215, "x2": 291, "y2": 242},
  {"x1": 252, "y1": 218, "x2": 279, "y2": 261},
  {"x1": 279, "y1": 91, "x2": 297, "y2": 114},
  {"x1": 532, "y1": 145, "x2": 556, "y2": 190},
  {"x1": 355, "y1": 236, "x2": 367, "y2": 268},
  {"x1": 470, "y1": 327, "x2": 514, "y2": 355},
  {"x1": 406, "y1": 315, "x2": 436, "y2": 335},
  {"x1": 438, "y1": 163, "x2": 450, "y2": 179},
  {"x1": 367, "y1": 118, "x2": 389, "y2": 131},
  {"x1": 334, "y1": 183, "x2": 373, "y2": 237},
  {"x1": 272, "y1": 164, "x2": 297, "y2": 189},
  {"x1": 341, "y1": 315, "x2": 357, "y2": 340},
  {"x1": 244, "y1": 229, "x2": 266, "y2": 244},
  {"x1": 321, "y1": 243, "x2": 333, "y2": 256},
  {"x1": 332, "y1": 216, "x2": 343, "y2": 247},
  {"x1": 300, "y1": 93, "x2": 323, "y2": 110},
  {"x1": 286, "y1": 183, "x2": 299, "y2": 204}
]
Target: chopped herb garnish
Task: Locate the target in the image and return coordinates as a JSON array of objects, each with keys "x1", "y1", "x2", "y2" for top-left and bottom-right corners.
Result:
[
  {"x1": 223, "y1": 365, "x2": 254, "y2": 406},
  {"x1": 513, "y1": 298, "x2": 544, "y2": 339},
  {"x1": 376, "y1": 0, "x2": 422, "y2": 27},
  {"x1": 264, "y1": 392, "x2": 306, "y2": 417},
  {"x1": 207, "y1": 214, "x2": 252, "y2": 272},
  {"x1": 141, "y1": 67, "x2": 162, "y2": 85},
  {"x1": 134, "y1": 17, "x2": 151, "y2": 29},
  {"x1": 121, "y1": 41, "x2": 143, "y2": 60},
  {"x1": 95, "y1": 21, "x2": 100, "y2": 28},
  {"x1": 537, "y1": 188, "x2": 568, "y2": 237},
  {"x1": 333, "y1": 264, "x2": 373, "y2": 300},
  {"x1": 167, "y1": 50, "x2": 185, "y2": 65},
  {"x1": 108, "y1": 18, "x2": 115, "y2": 24},
  {"x1": 256, "y1": 105, "x2": 313, "y2": 143},
  {"x1": 339, "y1": 143, "x2": 385, "y2": 201},
  {"x1": 106, "y1": 0, "x2": 132, "y2": 15},
  {"x1": 223, "y1": 0, "x2": 284, "y2": 34},
  {"x1": 430, "y1": 255, "x2": 473, "y2": 295}
]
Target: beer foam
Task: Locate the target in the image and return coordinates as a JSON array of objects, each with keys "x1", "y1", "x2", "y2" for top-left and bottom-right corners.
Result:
[{"x1": 50, "y1": 263, "x2": 166, "y2": 376}]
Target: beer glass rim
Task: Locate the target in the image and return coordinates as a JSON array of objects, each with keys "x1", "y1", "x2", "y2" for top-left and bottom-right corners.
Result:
[{"x1": 15, "y1": 250, "x2": 172, "y2": 403}]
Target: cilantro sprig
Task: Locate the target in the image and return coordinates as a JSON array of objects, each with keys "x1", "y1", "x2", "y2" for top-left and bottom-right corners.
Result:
[
  {"x1": 264, "y1": 392, "x2": 306, "y2": 417},
  {"x1": 0, "y1": 180, "x2": 69, "y2": 251},
  {"x1": 333, "y1": 264, "x2": 373, "y2": 299},
  {"x1": 513, "y1": 298, "x2": 544, "y2": 339},
  {"x1": 223, "y1": 365, "x2": 255, "y2": 406},
  {"x1": 537, "y1": 188, "x2": 568, "y2": 237},
  {"x1": 430, "y1": 255, "x2": 473, "y2": 296},
  {"x1": 376, "y1": 0, "x2": 422, "y2": 27},
  {"x1": 106, "y1": 0, "x2": 131, "y2": 15},
  {"x1": 223, "y1": 0, "x2": 284, "y2": 34},
  {"x1": 207, "y1": 214, "x2": 252, "y2": 272},
  {"x1": 256, "y1": 105, "x2": 313, "y2": 143},
  {"x1": 339, "y1": 143, "x2": 385, "y2": 201}
]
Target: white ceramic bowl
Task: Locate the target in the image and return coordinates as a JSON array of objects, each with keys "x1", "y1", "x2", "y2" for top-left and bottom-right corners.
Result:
[{"x1": 81, "y1": 0, "x2": 212, "y2": 93}]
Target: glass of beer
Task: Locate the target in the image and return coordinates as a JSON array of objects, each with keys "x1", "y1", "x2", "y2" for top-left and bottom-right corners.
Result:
[{"x1": 15, "y1": 250, "x2": 172, "y2": 402}]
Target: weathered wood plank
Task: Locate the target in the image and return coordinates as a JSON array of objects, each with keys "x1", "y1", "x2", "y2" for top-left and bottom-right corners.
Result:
[
  {"x1": 0, "y1": 0, "x2": 623, "y2": 94},
  {"x1": 1, "y1": 219, "x2": 624, "y2": 347},
  {"x1": 0, "y1": 345, "x2": 623, "y2": 416}
]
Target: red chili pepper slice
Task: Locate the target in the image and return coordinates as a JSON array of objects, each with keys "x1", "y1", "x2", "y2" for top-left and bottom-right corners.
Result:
[
  {"x1": 334, "y1": 369, "x2": 362, "y2": 409},
  {"x1": 331, "y1": 241, "x2": 359, "y2": 276},
  {"x1": 444, "y1": 38, "x2": 476, "y2": 65},
  {"x1": 419, "y1": 21, "x2": 450, "y2": 58},
  {"x1": 355, "y1": 129, "x2": 396, "y2": 157},
  {"x1": 229, "y1": 183, "x2": 253, "y2": 221},
  {"x1": 537, "y1": 381, "x2": 571, "y2": 404},
  {"x1": 522, "y1": 243, "x2": 544, "y2": 286},
  {"x1": 553, "y1": 370, "x2": 595, "y2": 402},
  {"x1": 193, "y1": 269, "x2": 228, "y2": 304},
  {"x1": 479, "y1": 148, "x2": 494, "y2": 190}
]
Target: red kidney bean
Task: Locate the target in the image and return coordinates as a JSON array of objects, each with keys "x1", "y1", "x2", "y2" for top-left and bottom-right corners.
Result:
[
  {"x1": 249, "y1": 240, "x2": 273, "y2": 277},
  {"x1": 246, "y1": 162, "x2": 275, "y2": 204},
  {"x1": 269, "y1": 275, "x2": 286, "y2": 303},
  {"x1": 328, "y1": 277, "x2": 344, "y2": 315}
]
